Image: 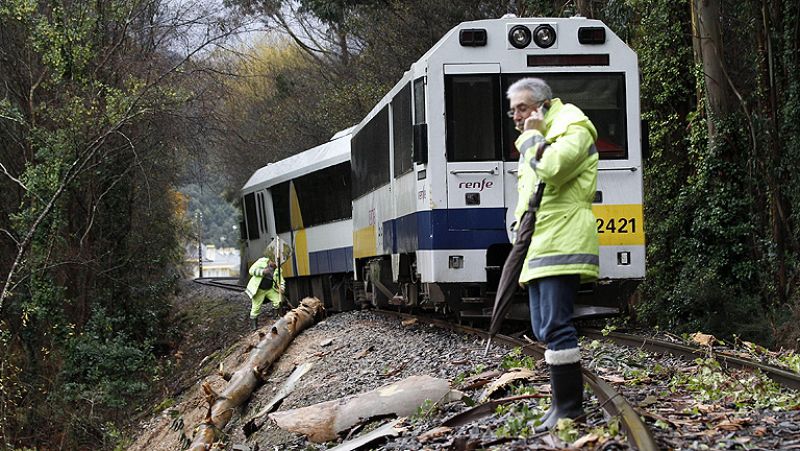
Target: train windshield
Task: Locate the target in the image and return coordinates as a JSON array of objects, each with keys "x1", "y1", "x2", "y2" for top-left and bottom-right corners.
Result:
[
  {"x1": 444, "y1": 75, "x2": 502, "y2": 162},
  {"x1": 445, "y1": 73, "x2": 628, "y2": 162}
]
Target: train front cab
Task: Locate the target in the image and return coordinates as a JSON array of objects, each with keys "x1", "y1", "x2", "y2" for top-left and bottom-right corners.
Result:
[{"x1": 434, "y1": 18, "x2": 646, "y2": 319}]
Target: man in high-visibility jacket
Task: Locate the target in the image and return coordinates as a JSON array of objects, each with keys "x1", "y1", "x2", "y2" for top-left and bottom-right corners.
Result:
[
  {"x1": 245, "y1": 256, "x2": 286, "y2": 330},
  {"x1": 507, "y1": 77, "x2": 599, "y2": 431}
]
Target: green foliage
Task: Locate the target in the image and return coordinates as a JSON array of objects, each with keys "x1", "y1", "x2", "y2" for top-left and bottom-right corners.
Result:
[
  {"x1": 626, "y1": 0, "x2": 800, "y2": 345},
  {"x1": 102, "y1": 421, "x2": 134, "y2": 451},
  {"x1": 734, "y1": 337, "x2": 800, "y2": 374},
  {"x1": 601, "y1": 323, "x2": 618, "y2": 336},
  {"x1": 0, "y1": 0, "x2": 201, "y2": 446},
  {"x1": 501, "y1": 347, "x2": 537, "y2": 370},
  {"x1": 670, "y1": 357, "x2": 800, "y2": 410},
  {"x1": 552, "y1": 418, "x2": 580, "y2": 443},
  {"x1": 412, "y1": 399, "x2": 439, "y2": 420},
  {"x1": 60, "y1": 308, "x2": 156, "y2": 408},
  {"x1": 152, "y1": 397, "x2": 176, "y2": 413},
  {"x1": 494, "y1": 402, "x2": 538, "y2": 438}
]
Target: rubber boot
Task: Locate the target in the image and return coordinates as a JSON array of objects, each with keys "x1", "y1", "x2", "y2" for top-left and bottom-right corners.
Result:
[
  {"x1": 250, "y1": 316, "x2": 258, "y2": 331},
  {"x1": 534, "y1": 362, "x2": 584, "y2": 432},
  {"x1": 535, "y1": 366, "x2": 557, "y2": 426}
]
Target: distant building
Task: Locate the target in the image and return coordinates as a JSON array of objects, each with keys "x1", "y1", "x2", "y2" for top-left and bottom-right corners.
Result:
[{"x1": 185, "y1": 244, "x2": 240, "y2": 278}]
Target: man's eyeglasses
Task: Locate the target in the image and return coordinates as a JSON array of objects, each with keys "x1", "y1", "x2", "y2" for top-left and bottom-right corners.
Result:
[{"x1": 506, "y1": 101, "x2": 544, "y2": 118}]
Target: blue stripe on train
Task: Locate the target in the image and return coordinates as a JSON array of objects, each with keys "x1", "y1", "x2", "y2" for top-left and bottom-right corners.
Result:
[
  {"x1": 383, "y1": 208, "x2": 509, "y2": 253},
  {"x1": 308, "y1": 246, "x2": 354, "y2": 275},
  {"x1": 307, "y1": 209, "x2": 508, "y2": 274}
]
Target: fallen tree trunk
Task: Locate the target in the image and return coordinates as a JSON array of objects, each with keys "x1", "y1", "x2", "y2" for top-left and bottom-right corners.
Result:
[
  {"x1": 189, "y1": 297, "x2": 324, "y2": 451},
  {"x1": 269, "y1": 375, "x2": 461, "y2": 442}
]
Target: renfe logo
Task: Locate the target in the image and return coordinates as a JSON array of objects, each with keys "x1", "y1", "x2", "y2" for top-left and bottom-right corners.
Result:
[{"x1": 458, "y1": 178, "x2": 494, "y2": 192}]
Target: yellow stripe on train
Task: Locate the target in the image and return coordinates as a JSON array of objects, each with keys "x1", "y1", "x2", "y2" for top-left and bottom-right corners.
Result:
[
  {"x1": 293, "y1": 229, "x2": 309, "y2": 276},
  {"x1": 592, "y1": 204, "x2": 645, "y2": 246},
  {"x1": 353, "y1": 225, "x2": 377, "y2": 259}
]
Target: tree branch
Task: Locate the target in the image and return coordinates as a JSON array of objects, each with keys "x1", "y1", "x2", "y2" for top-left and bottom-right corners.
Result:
[{"x1": 0, "y1": 161, "x2": 28, "y2": 192}]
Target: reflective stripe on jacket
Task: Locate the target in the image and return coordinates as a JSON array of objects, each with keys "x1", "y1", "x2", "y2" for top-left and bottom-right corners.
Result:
[
  {"x1": 246, "y1": 257, "x2": 286, "y2": 299},
  {"x1": 245, "y1": 257, "x2": 270, "y2": 299},
  {"x1": 515, "y1": 98, "x2": 599, "y2": 284}
]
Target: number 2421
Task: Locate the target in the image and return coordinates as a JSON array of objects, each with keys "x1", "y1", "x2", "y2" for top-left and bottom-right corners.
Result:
[{"x1": 596, "y1": 217, "x2": 636, "y2": 234}]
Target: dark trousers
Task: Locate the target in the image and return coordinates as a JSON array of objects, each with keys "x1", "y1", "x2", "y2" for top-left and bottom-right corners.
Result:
[{"x1": 528, "y1": 274, "x2": 580, "y2": 351}]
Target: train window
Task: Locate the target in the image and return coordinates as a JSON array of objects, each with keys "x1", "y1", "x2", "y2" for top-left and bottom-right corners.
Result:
[
  {"x1": 413, "y1": 77, "x2": 426, "y2": 125},
  {"x1": 243, "y1": 192, "x2": 259, "y2": 240},
  {"x1": 392, "y1": 83, "x2": 413, "y2": 177},
  {"x1": 294, "y1": 162, "x2": 352, "y2": 227},
  {"x1": 257, "y1": 191, "x2": 269, "y2": 233},
  {"x1": 445, "y1": 75, "x2": 502, "y2": 162},
  {"x1": 271, "y1": 182, "x2": 291, "y2": 234},
  {"x1": 352, "y1": 106, "x2": 390, "y2": 199},
  {"x1": 501, "y1": 73, "x2": 628, "y2": 160}
]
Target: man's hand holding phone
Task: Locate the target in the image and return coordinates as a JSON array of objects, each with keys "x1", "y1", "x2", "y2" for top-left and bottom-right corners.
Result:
[{"x1": 524, "y1": 104, "x2": 546, "y2": 133}]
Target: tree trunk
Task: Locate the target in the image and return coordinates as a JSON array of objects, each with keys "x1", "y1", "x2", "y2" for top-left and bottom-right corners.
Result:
[
  {"x1": 691, "y1": 0, "x2": 734, "y2": 141},
  {"x1": 188, "y1": 297, "x2": 324, "y2": 451},
  {"x1": 576, "y1": 0, "x2": 591, "y2": 17},
  {"x1": 269, "y1": 375, "x2": 458, "y2": 443}
]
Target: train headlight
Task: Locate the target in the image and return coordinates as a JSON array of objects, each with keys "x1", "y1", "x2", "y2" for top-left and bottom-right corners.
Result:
[
  {"x1": 508, "y1": 25, "x2": 531, "y2": 49},
  {"x1": 449, "y1": 255, "x2": 464, "y2": 269},
  {"x1": 533, "y1": 24, "x2": 556, "y2": 48}
]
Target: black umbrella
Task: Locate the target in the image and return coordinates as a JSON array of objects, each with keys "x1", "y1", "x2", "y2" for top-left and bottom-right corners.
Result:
[{"x1": 488, "y1": 182, "x2": 546, "y2": 340}]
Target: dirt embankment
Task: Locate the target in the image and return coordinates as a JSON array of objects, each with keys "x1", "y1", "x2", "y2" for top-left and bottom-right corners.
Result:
[
  {"x1": 126, "y1": 282, "x2": 501, "y2": 451},
  {"x1": 127, "y1": 281, "x2": 256, "y2": 450}
]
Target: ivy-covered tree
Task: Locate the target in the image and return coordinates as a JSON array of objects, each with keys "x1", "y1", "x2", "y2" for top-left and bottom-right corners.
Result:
[
  {"x1": 0, "y1": 0, "x2": 244, "y2": 447},
  {"x1": 634, "y1": 0, "x2": 800, "y2": 345}
]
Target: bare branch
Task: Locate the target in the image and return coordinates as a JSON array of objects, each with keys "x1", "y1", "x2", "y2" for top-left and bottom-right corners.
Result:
[
  {"x1": 79, "y1": 133, "x2": 139, "y2": 247},
  {"x1": 272, "y1": 10, "x2": 334, "y2": 68},
  {"x1": 0, "y1": 161, "x2": 28, "y2": 192},
  {"x1": 0, "y1": 229, "x2": 19, "y2": 247}
]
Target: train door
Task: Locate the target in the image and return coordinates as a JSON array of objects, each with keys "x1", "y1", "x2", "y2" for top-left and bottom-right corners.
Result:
[
  {"x1": 252, "y1": 190, "x2": 273, "y2": 263},
  {"x1": 242, "y1": 191, "x2": 265, "y2": 266},
  {"x1": 443, "y1": 64, "x2": 506, "y2": 226}
]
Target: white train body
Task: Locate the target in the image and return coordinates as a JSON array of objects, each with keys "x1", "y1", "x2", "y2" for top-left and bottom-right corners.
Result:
[
  {"x1": 242, "y1": 16, "x2": 644, "y2": 316},
  {"x1": 241, "y1": 128, "x2": 356, "y2": 310}
]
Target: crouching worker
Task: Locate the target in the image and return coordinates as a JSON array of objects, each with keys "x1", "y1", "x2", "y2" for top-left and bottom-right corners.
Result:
[
  {"x1": 507, "y1": 77, "x2": 599, "y2": 431},
  {"x1": 245, "y1": 256, "x2": 285, "y2": 330}
]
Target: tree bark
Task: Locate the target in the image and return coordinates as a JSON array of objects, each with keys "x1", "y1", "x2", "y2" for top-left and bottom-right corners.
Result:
[
  {"x1": 691, "y1": 0, "x2": 734, "y2": 141},
  {"x1": 576, "y1": 0, "x2": 591, "y2": 17},
  {"x1": 756, "y1": 0, "x2": 789, "y2": 305},
  {"x1": 269, "y1": 375, "x2": 458, "y2": 442},
  {"x1": 188, "y1": 297, "x2": 325, "y2": 451}
]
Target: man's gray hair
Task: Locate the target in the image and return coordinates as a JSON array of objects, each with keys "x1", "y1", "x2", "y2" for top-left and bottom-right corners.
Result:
[{"x1": 506, "y1": 77, "x2": 553, "y2": 103}]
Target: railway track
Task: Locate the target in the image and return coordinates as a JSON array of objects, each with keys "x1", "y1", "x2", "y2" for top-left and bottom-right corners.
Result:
[
  {"x1": 193, "y1": 276, "x2": 245, "y2": 292},
  {"x1": 191, "y1": 277, "x2": 800, "y2": 391},
  {"x1": 374, "y1": 309, "x2": 660, "y2": 451},
  {"x1": 580, "y1": 328, "x2": 800, "y2": 391}
]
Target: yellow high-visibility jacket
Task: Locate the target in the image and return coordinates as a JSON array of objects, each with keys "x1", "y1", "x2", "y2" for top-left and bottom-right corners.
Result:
[{"x1": 514, "y1": 98, "x2": 599, "y2": 284}]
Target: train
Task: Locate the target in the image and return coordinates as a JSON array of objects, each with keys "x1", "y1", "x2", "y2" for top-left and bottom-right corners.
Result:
[{"x1": 240, "y1": 15, "x2": 645, "y2": 321}]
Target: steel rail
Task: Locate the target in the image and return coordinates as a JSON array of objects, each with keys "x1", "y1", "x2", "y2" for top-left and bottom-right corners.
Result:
[
  {"x1": 193, "y1": 277, "x2": 245, "y2": 292},
  {"x1": 580, "y1": 328, "x2": 800, "y2": 391},
  {"x1": 375, "y1": 310, "x2": 659, "y2": 451}
]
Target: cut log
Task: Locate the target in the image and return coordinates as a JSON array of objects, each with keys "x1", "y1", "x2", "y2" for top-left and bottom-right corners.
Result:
[
  {"x1": 188, "y1": 297, "x2": 324, "y2": 451},
  {"x1": 328, "y1": 419, "x2": 404, "y2": 451},
  {"x1": 269, "y1": 375, "x2": 460, "y2": 442},
  {"x1": 242, "y1": 362, "x2": 314, "y2": 437}
]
